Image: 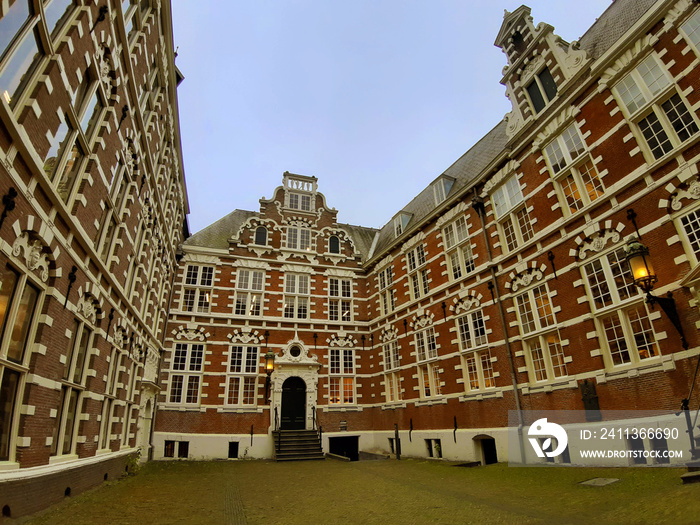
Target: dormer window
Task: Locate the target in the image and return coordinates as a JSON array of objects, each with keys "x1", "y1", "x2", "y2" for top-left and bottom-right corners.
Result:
[
  {"x1": 526, "y1": 67, "x2": 557, "y2": 113},
  {"x1": 433, "y1": 177, "x2": 455, "y2": 206},
  {"x1": 394, "y1": 213, "x2": 411, "y2": 237}
]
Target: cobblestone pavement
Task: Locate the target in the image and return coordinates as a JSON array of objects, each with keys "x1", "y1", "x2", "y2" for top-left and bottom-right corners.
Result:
[{"x1": 13, "y1": 459, "x2": 700, "y2": 524}]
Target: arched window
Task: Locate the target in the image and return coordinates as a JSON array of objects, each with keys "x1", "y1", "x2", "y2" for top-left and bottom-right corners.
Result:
[
  {"x1": 329, "y1": 235, "x2": 340, "y2": 254},
  {"x1": 254, "y1": 226, "x2": 267, "y2": 246}
]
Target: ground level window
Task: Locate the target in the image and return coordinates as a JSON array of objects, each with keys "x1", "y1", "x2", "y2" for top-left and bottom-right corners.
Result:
[{"x1": 164, "y1": 440, "x2": 175, "y2": 457}]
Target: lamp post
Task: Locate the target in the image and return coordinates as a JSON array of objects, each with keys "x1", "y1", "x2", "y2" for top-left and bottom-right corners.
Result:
[
  {"x1": 264, "y1": 349, "x2": 275, "y2": 404},
  {"x1": 625, "y1": 237, "x2": 696, "y2": 458}
]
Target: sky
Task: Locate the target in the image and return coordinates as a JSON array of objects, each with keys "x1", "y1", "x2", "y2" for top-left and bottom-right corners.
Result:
[{"x1": 171, "y1": 0, "x2": 614, "y2": 235}]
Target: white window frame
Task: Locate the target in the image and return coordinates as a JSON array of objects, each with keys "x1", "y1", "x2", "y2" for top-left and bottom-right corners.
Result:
[
  {"x1": 406, "y1": 244, "x2": 429, "y2": 300},
  {"x1": 514, "y1": 283, "x2": 556, "y2": 336},
  {"x1": 581, "y1": 247, "x2": 660, "y2": 367},
  {"x1": 544, "y1": 123, "x2": 605, "y2": 215},
  {"x1": 328, "y1": 277, "x2": 352, "y2": 322},
  {"x1": 378, "y1": 265, "x2": 396, "y2": 316},
  {"x1": 523, "y1": 331, "x2": 568, "y2": 383},
  {"x1": 329, "y1": 348, "x2": 355, "y2": 405},
  {"x1": 168, "y1": 342, "x2": 204, "y2": 405},
  {"x1": 491, "y1": 175, "x2": 534, "y2": 252},
  {"x1": 181, "y1": 265, "x2": 214, "y2": 313},
  {"x1": 286, "y1": 226, "x2": 311, "y2": 251},
  {"x1": 443, "y1": 216, "x2": 475, "y2": 280},
  {"x1": 234, "y1": 269, "x2": 264, "y2": 317},
  {"x1": 284, "y1": 273, "x2": 310, "y2": 319},
  {"x1": 613, "y1": 54, "x2": 699, "y2": 162},
  {"x1": 226, "y1": 345, "x2": 259, "y2": 406}
]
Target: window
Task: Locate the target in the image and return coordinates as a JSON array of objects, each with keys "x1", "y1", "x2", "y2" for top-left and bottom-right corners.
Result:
[
  {"x1": 288, "y1": 192, "x2": 312, "y2": 211},
  {"x1": 491, "y1": 175, "x2": 533, "y2": 251},
  {"x1": 43, "y1": 112, "x2": 85, "y2": 203},
  {"x1": 614, "y1": 54, "x2": 698, "y2": 160},
  {"x1": 415, "y1": 327, "x2": 437, "y2": 363},
  {"x1": 378, "y1": 266, "x2": 395, "y2": 316},
  {"x1": 414, "y1": 327, "x2": 441, "y2": 398},
  {"x1": 679, "y1": 208, "x2": 700, "y2": 264},
  {"x1": 463, "y1": 349, "x2": 495, "y2": 391},
  {"x1": 0, "y1": 265, "x2": 40, "y2": 461},
  {"x1": 544, "y1": 123, "x2": 605, "y2": 214},
  {"x1": 99, "y1": 347, "x2": 122, "y2": 450},
  {"x1": 582, "y1": 247, "x2": 659, "y2": 366},
  {"x1": 393, "y1": 213, "x2": 411, "y2": 237},
  {"x1": 514, "y1": 284, "x2": 555, "y2": 335},
  {"x1": 406, "y1": 244, "x2": 429, "y2": 300},
  {"x1": 286, "y1": 227, "x2": 311, "y2": 251},
  {"x1": 284, "y1": 274, "x2": 309, "y2": 319},
  {"x1": 383, "y1": 338, "x2": 401, "y2": 402},
  {"x1": 122, "y1": 0, "x2": 150, "y2": 43},
  {"x1": 681, "y1": 9, "x2": 700, "y2": 51},
  {"x1": 234, "y1": 269, "x2": 263, "y2": 316},
  {"x1": 52, "y1": 319, "x2": 93, "y2": 456},
  {"x1": 226, "y1": 346, "x2": 258, "y2": 406},
  {"x1": 524, "y1": 332, "x2": 568, "y2": 383},
  {"x1": 328, "y1": 235, "x2": 340, "y2": 254},
  {"x1": 457, "y1": 310, "x2": 493, "y2": 391},
  {"x1": 168, "y1": 343, "x2": 204, "y2": 404},
  {"x1": 254, "y1": 226, "x2": 267, "y2": 246},
  {"x1": 328, "y1": 277, "x2": 351, "y2": 322},
  {"x1": 433, "y1": 177, "x2": 454, "y2": 205},
  {"x1": 443, "y1": 216, "x2": 475, "y2": 280},
  {"x1": 526, "y1": 67, "x2": 557, "y2": 113},
  {"x1": 181, "y1": 265, "x2": 213, "y2": 313},
  {"x1": 329, "y1": 348, "x2": 355, "y2": 405}
]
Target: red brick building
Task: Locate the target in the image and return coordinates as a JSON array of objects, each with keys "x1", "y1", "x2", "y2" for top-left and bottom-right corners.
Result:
[
  {"x1": 0, "y1": 0, "x2": 187, "y2": 519},
  {"x1": 155, "y1": 0, "x2": 700, "y2": 466}
]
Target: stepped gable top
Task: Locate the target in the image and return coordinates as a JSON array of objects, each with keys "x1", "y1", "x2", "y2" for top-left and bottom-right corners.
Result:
[
  {"x1": 367, "y1": 0, "x2": 659, "y2": 265},
  {"x1": 183, "y1": 209, "x2": 258, "y2": 249}
]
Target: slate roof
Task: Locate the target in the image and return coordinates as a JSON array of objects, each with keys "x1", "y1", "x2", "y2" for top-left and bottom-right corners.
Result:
[
  {"x1": 365, "y1": 0, "x2": 659, "y2": 264},
  {"x1": 184, "y1": 209, "x2": 257, "y2": 250}
]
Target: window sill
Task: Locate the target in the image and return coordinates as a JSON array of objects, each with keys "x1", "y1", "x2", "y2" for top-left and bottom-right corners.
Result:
[
  {"x1": 158, "y1": 404, "x2": 207, "y2": 412},
  {"x1": 49, "y1": 454, "x2": 79, "y2": 465},
  {"x1": 460, "y1": 389, "x2": 504, "y2": 402},
  {"x1": 381, "y1": 402, "x2": 407, "y2": 410},
  {"x1": 601, "y1": 355, "x2": 674, "y2": 382},
  {"x1": 414, "y1": 397, "x2": 448, "y2": 407},
  {"x1": 522, "y1": 378, "x2": 578, "y2": 395},
  {"x1": 0, "y1": 461, "x2": 20, "y2": 471},
  {"x1": 323, "y1": 405, "x2": 362, "y2": 412},
  {"x1": 216, "y1": 406, "x2": 263, "y2": 414}
]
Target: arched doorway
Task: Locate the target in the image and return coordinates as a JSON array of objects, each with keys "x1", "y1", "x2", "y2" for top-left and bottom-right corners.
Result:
[
  {"x1": 473, "y1": 434, "x2": 498, "y2": 465},
  {"x1": 281, "y1": 377, "x2": 306, "y2": 430}
]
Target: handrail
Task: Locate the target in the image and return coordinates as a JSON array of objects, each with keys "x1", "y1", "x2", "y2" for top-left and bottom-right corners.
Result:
[
  {"x1": 312, "y1": 405, "x2": 316, "y2": 430},
  {"x1": 274, "y1": 406, "x2": 279, "y2": 432}
]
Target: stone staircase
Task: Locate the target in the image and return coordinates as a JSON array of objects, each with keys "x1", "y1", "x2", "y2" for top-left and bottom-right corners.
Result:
[{"x1": 273, "y1": 430, "x2": 325, "y2": 462}]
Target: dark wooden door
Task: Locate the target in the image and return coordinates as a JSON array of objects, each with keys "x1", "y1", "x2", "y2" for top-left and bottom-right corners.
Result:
[{"x1": 281, "y1": 377, "x2": 306, "y2": 430}]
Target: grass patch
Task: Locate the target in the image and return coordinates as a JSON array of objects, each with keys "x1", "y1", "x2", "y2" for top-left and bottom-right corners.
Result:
[{"x1": 17, "y1": 459, "x2": 700, "y2": 524}]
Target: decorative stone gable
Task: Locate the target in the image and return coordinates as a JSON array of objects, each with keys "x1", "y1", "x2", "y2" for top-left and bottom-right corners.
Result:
[{"x1": 495, "y1": 6, "x2": 589, "y2": 139}]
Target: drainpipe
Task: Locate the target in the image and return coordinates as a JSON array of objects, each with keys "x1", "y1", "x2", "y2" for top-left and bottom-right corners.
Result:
[{"x1": 471, "y1": 192, "x2": 526, "y2": 464}]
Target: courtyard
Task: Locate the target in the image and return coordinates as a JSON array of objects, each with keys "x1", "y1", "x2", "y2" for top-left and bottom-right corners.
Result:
[{"x1": 12, "y1": 458, "x2": 700, "y2": 524}]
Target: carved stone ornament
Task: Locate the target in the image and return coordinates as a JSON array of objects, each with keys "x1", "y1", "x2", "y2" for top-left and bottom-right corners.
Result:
[
  {"x1": 482, "y1": 159, "x2": 521, "y2": 195},
  {"x1": 509, "y1": 268, "x2": 544, "y2": 292},
  {"x1": 76, "y1": 295, "x2": 99, "y2": 324},
  {"x1": 380, "y1": 326, "x2": 399, "y2": 343},
  {"x1": 671, "y1": 180, "x2": 700, "y2": 211},
  {"x1": 113, "y1": 327, "x2": 127, "y2": 348},
  {"x1": 453, "y1": 296, "x2": 481, "y2": 315},
  {"x1": 96, "y1": 44, "x2": 111, "y2": 86},
  {"x1": 172, "y1": 325, "x2": 207, "y2": 341},
  {"x1": 520, "y1": 55, "x2": 544, "y2": 83},
  {"x1": 436, "y1": 201, "x2": 468, "y2": 229},
  {"x1": 12, "y1": 232, "x2": 50, "y2": 282},
  {"x1": 411, "y1": 312, "x2": 434, "y2": 330},
  {"x1": 328, "y1": 331, "x2": 356, "y2": 348},
  {"x1": 227, "y1": 328, "x2": 262, "y2": 345},
  {"x1": 577, "y1": 230, "x2": 621, "y2": 260}
]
